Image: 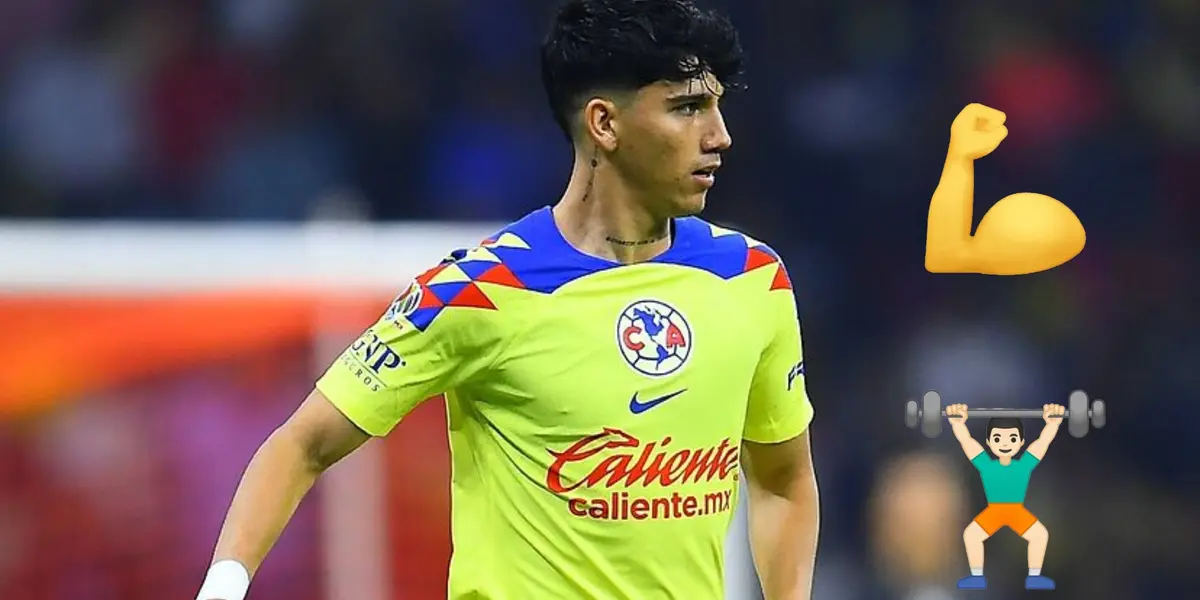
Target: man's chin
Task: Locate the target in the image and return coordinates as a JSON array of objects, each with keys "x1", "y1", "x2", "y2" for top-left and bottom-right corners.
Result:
[{"x1": 675, "y1": 193, "x2": 707, "y2": 216}]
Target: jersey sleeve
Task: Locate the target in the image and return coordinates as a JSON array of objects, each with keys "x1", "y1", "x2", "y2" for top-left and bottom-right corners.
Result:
[
  {"x1": 315, "y1": 257, "x2": 498, "y2": 437},
  {"x1": 743, "y1": 268, "x2": 815, "y2": 444}
]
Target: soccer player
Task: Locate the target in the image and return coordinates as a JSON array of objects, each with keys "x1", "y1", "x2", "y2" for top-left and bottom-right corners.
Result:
[{"x1": 195, "y1": 1, "x2": 820, "y2": 599}]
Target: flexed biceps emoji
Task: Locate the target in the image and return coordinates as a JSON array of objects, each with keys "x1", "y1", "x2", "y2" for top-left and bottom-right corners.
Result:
[{"x1": 925, "y1": 104, "x2": 1086, "y2": 276}]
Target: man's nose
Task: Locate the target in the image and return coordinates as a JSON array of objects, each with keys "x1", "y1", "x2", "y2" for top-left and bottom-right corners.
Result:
[{"x1": 703, "y1": 110, "x2": 732, "y2": 152}]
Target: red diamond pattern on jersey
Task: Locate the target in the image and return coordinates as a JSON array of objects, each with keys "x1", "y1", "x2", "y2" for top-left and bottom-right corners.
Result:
[
  {"x1": 741, "y1": 246, "x2": 792, "y2": 292},
  {"x1": 402, "y1": 236, "x2": 531, "y2": 332},
  {"x1": 770, "y1": 263, "x2": 792, "y2": 291},
  {"x1": 474, "y1": 263, "x2": 524, "y2": 288},
  {"x1": 743, "y1": 247, "x2": 777, "y2": 273},
  {"x1": 449, "y1": 283, "x2": 496, "y2": 309},
  {"x1": 417, "y1": 286, "x2": 443, "y2": 309}
]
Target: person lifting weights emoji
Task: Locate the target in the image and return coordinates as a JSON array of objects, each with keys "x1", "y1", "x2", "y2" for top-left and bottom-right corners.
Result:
[{"x1": 947, "y1": 402, "x2": 1064, "y2": 591}]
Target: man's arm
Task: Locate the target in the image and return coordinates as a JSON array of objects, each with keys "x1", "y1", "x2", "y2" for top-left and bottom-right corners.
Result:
[
  {"x1": 1024, "y1": 404, "x2": 1065, "y2": 460},
  {"x1": 740, "y1": 253, "x2": 818, "y2": 599},
  {"x1": 743, "y1": 431, "x2": 819, "y2": 600},
  {"x1": 208, "y1": 389, "x2": 368, "y2": 577},
  {"x1": 197, "y1": 254, "x2": 499, "y2": 600},
  {"x1": 946, "y1": 403, "x2": 985, "y2": 460}
]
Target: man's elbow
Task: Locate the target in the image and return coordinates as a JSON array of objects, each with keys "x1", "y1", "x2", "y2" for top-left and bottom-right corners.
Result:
[
  {"x1": 743, "y1": 432, "x2": 818, "y2": 502},
  {"x1": 271, "y1": 390, "x2": 373, "y2": 473},
  {"x1": 265, "y1": 423, "x2": 357, "y2": 476},
  {"x1": 256, "y1": 425, "x2": 326, "y2": 475},
  {"x1": 791, "y1": 472, "x2": 820, "y2": 508},
  {"x1": 771, "y1": 459, "x2": 819, "y2": 503}
]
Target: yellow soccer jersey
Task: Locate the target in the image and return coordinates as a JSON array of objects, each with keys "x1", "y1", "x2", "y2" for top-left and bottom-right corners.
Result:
[{"x1": 316, "y1": 207, "x2": 814, "y2": 600}]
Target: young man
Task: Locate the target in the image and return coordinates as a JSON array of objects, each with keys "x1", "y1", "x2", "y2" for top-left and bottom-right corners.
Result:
[
  {"x1": 947, "y1": 403, "x2": 1063, "y2": 591},
  {"x1": 195, "y1": 1, "x2": 820, "y2": 599}
]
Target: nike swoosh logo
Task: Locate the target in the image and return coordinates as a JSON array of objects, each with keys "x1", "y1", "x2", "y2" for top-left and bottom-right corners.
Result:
[{"x1": 629, "y1": 389, "x2": 687, "y2": 414}]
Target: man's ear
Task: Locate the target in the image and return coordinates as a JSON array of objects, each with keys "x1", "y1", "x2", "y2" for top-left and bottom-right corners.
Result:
[{"x1": 582, "y1": 97, "x2": 621, "y2": 153}]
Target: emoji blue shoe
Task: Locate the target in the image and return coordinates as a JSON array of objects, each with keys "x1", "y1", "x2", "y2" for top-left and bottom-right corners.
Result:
[
  {"x1": 956, "y1": 575, "x2": 987, "y2": 590},
  {"x1": 1025, "y1": 575, "x2": 1056, "y2": 590}
]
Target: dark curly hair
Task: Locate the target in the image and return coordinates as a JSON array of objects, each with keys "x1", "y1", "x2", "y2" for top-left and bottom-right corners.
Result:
[{"x1": 540, "y1": 0, "x2": 746, "y2": 141}]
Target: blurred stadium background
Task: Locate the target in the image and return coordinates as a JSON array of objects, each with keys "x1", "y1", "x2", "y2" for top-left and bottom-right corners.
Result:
[{"x1": 0, "y1": 0, "x2": 1196, "y2": 599}]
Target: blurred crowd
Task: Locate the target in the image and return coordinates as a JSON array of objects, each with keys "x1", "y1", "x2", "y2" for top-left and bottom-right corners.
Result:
[{"x1": 1, "y1": 0, "x2": 1197, "y2": 599}]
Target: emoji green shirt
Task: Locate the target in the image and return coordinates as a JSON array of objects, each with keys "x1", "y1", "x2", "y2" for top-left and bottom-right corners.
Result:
[{"x1": 972, "y1": 452, "x2": 1040, "y2": 503}]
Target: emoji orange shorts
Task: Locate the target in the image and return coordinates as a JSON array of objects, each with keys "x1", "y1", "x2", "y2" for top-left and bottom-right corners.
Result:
[{"x1": 973, "y1": 503, "x2": 1037, "y2": 536}]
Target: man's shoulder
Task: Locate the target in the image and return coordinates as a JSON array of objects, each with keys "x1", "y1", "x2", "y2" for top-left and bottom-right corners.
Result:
[
  {"x1": 389, "y1": 207, "x2": 588, "y2": 333},
  {"x1": 474, "y1": 207, "x2": 621, "y2": 294},
  {"x1": 671, "y1": 216, "x2": 793, "y2": 291},
  {"x1": 675, "y1": 216, "x2": 784, "y2": 257}
]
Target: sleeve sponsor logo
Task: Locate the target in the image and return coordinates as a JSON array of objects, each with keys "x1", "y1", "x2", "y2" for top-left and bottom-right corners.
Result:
[
  {"x1": 339, "y1": 330, "x2": 405, "y2": 392},
  {"x1": 787, "y1": 361, "x2": 805, "y2": 391}
]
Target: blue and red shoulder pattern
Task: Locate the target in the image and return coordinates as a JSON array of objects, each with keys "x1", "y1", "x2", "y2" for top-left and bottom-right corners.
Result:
[
  {"x1": 491, "y1": 209, "x2": 794, "y2": 293},
  {"x1": 399, "y1": 234, "x2": 533, "y2": 331},
  {"x1": 398, "y1": 207, "x2": 597, "y2": 331},
  {"x1": 396, "y1": 208, "x2": 791, "y2": 331},
  {"x1": 487, "y1": 208, "x2": 793, "y2": 292},
  {"x1": 659, "y1": 217, "x2": 793, "y2": 292},
  {"x1": 475, "y1": 207, "x2": 627, "y2": 294}
]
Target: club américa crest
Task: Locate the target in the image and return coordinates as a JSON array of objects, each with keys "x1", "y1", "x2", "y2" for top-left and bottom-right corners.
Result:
[
  {"x1": 383, "y1": 281, "x2": 423, "y2": 322},
  {"x1": 616, "y1": 300, "x2": 692, "y2": 377}
]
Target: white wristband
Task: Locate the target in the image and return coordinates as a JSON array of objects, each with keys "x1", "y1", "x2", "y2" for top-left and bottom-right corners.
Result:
[{"x1": 196, "y1": 560, "x2": 251, "y2": 600}]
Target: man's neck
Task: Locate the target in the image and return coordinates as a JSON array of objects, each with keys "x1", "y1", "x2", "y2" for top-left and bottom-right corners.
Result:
[{"x1": 552, "y1": 154, "x2": 673, "y2": 264}]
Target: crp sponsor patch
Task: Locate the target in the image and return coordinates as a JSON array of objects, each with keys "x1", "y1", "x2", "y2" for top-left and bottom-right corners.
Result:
[{"x1": 339, "y1": 329, "x2": 405, "y2": 392}]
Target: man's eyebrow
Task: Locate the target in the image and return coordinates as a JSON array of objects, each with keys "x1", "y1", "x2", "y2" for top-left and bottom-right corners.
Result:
[{"x1": 665, "y1": 91, "x2": 720, "y2": 103}]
